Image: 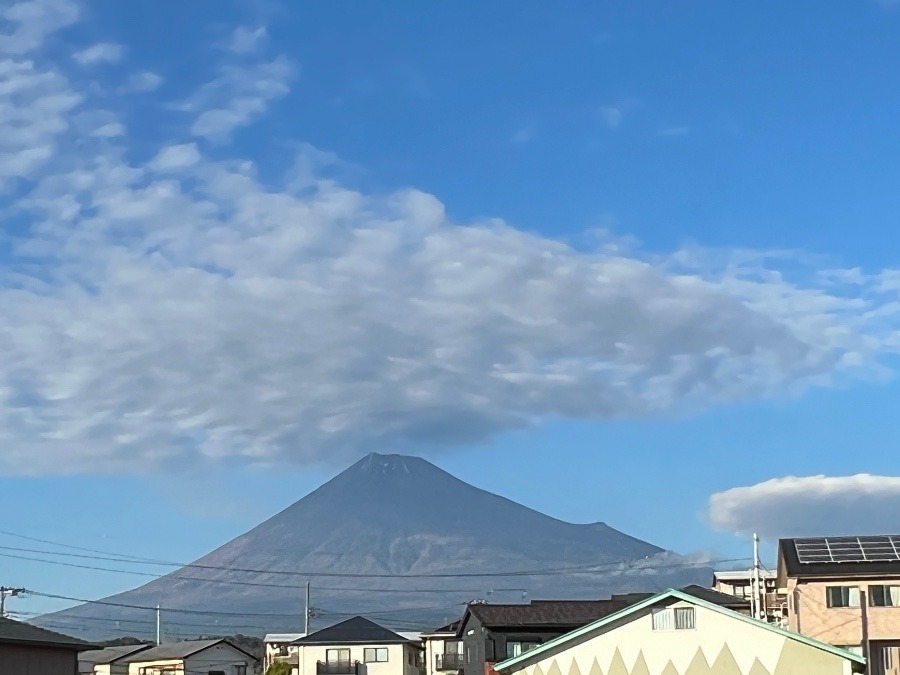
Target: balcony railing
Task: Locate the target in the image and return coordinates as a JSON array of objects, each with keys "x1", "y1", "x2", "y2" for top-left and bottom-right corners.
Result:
[
  {"x1": 436, "y1": 654, "x2": 465, "y2": 671},
  {"x1": 317, "y1": 661, "x2": 361, "y2": 675}
]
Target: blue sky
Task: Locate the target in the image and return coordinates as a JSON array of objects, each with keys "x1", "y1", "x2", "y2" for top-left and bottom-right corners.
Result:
[{"x1": 2, "y1": 0, "x2": 900, "y2": 621}]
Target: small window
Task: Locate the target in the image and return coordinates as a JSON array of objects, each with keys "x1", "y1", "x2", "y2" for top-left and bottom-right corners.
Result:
[
  {"x1": 327, "y1": 649, "x2": 351, "y2": 664},
  {"x1": 826, "y1": 586, "x2": 860, "y2": 608},
  {"x1": 652, "y1": 607, "x2": 695, "y2": 630},
  {"x1": 364, "y1": 648, "x2": 389, "y2": 663},
  {"x1": 466, "y1": 646, "x2": 471, "y2": 665},
  {"x1": 505, "y1": 641, "x2": 540, "y2": 659},
  {"x1": 870, "y1": 585, "x2": 900, "y2": 607}
]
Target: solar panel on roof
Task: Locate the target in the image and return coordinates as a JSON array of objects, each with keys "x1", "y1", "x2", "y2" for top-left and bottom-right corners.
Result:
[{"x1": 795, "y1": 535, "x2": 900, "y2": 564}]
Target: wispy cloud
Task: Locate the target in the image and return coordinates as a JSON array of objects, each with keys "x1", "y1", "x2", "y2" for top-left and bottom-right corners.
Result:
[
  {"x1": 3, "y1": 2, "x2": 900, "y2": 475},
  {"x1": 123, "y1": 70, "x2": 163, "y2": 93},
  {"x1": 183, "y1": 56, "x2": 294, "y2": 141},
  {"x1": 709, "y1": 475, "x2": 900, "y2": 540},
  {"x1": 660, "y1": 126, "x2": 690, "y2": 137},
  {"x1": 72, "y1": 41, "x2": 122, "y2": 66},
  {"x1": 511, "y1": 123, "x2": 537, "y2": 145},
  {"x1": 0, "y1": 0, "x2": 79, "y2": 54},
  {"x1": 599, "y1": 105, "x2": 623, "y2": 129},
  {"x1": 229, "y1": 26, "x2": 267, "y2": 54}
]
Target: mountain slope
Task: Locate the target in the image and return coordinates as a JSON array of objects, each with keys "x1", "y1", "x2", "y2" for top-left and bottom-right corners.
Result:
[{"x1": 37, "y1": 453, "x2": 711, "y2": 639}]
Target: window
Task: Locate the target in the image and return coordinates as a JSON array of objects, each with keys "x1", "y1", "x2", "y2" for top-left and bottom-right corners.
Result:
[
  {"x1": 364, "y1": 648, "x2": 389, "y2": 663},
  {"x1": 208, "y1": 671, "x2": 225, "y2": 675},
  {"x1": 327, "y1": 649, "x2": 351, "y2": 664},
  {"x1": 466, "y1": 646, "x2": 471, "y2": 665},
  {"x1": 234, "y1": 667, "x2": 247, "y2": 675},
  {"x1": 731, "y1": 584, "x2": 751, "y2": 599},
  {"x1": 278, "y1": 645, "x2": 289, "y2": 656},
  {"x1": 870, "y1": 585, "x2": 900, "y2": 607},
  {"x1": 826, "y1": 586, "x2": 860, "y2": 608},
  {"x1": 651, "y1": 607, "x2": 695, "y2": 630},
  {"x1": 506, "y1": 642, "x2": 540, "y2": 659}
]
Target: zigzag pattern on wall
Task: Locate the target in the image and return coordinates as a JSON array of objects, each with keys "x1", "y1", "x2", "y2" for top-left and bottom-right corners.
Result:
[{"x1": 520, "y1": 639, "x2": 842, "y2": 675}]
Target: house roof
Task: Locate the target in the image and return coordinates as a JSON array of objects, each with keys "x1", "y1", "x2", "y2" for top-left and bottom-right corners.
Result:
[
  {"x1": 421, "y1": 620, "x2": 459, "y2": 637},
  {"x1": 460, "y1": 599, "x2": 631, "y2": 632},
  {"x1": 778, "y1": 536, "x2": 900, "y2": 579},
  {"x1": 493, "y1": 588, "x2": 866, "y2": 672},
  {"x1": 78, "y1": 643, "x2": 154, "y2": 664},
  {"x1": 264, "y1": 633, "x2": 306, "y2": 643},
  {"x1": 458, "y1": 585, "x2": 749, "y2": 634},
  {"x1": 0, "y1": 616, "x2": 93, "y2": 650},
  {"x1": 120, "y1": 638, "x2": 257, "y2": 663},
  {"x1": 293, "y1": 616, "x2": 412, "y2": 646}
]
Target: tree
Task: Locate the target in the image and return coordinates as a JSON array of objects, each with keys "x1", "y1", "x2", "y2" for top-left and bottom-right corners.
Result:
[{"x1": 266, "y1": 662, "x2": 293, "y2": 675}]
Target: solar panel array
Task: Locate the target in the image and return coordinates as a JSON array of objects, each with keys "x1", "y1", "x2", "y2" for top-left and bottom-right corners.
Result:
[{"x1": 794, "y1": 536, "x2": 900, "y2": 564}]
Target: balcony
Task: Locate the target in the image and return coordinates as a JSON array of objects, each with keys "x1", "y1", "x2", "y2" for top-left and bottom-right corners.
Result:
[
  {"x1": 317, "y1": 661, "x2": 361, "y2": 675},
  {"x1": 436, "y1": 654, "x2": 465, "y2": 671}
]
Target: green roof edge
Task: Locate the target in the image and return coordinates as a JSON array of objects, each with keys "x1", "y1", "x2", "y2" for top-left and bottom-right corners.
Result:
[{"x1": 493, "y1": 588, "x2": 866, "y2": 671}]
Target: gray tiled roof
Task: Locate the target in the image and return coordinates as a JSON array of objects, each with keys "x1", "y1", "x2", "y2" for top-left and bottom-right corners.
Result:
[
  {"x1": 120, "y1": 638, "x2": 256, "y2": 663},
  {"x1": 0, "y1": 616, "x2": 92, "y2": 649},
  {"x1": 78, "y1": 643, "x2": 154, "y2": 664},
  {"x1": 293, "y1": 616, "x2": 411, "y2": 645}
]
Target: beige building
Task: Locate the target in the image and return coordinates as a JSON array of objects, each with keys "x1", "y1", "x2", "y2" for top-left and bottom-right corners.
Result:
[
  {"x1": 265, "y1": 632, "x2": 306, "y2": 673},
  {"x1": 420, "y1": 622, "x2": 461, "y2": 675},
  {"x1": 777, "y1": 535, "x2": 900, "y2": 674},
  {"x1": 712, "y1": 570, "x2": 786, "y2": 624},
  {"x1": 79, "y1": 644, "x2": 153, "y2": 674},
  {"x1": 118, "y1": 637, "x2": 257, "y2": 675},
  {"x1": 491, "y1": 588, "x2": 864, "y2": 675},
  {"x1": 291, "y1": 616, "x2": 422, "y2": 675}
]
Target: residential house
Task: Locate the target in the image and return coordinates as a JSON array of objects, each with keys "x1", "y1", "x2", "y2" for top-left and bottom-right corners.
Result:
[
  {"x1": 290, "y1": 616, "x2": 422, "y2": 675},
  {"x1": 777, "y1": 534, "x2": 900, "y2": 673},
  {"x1": 420, "y1": 621, "x2": 461, "y2": 675},
  {"x1": 79, "y1": 644, "x2": 154, "y2": 674},
  {"x1": 0, "y1": 614, "x2": 93, "y2": 675},
  {"x1": 119, "y1": 637, "x2": 257, "y2": 675},
  {"x1": 713, "y1": 570, "x2": 786, "y2": 624},
  {"x1": 454, "y1": 585, "x2": 749, "y2": 675},
  {"x1": 264, "y1": 633, "x2": 306, "y2": 673},
  {"x1": 492, "y1": 588, "x2": 865, "y2": 675}
]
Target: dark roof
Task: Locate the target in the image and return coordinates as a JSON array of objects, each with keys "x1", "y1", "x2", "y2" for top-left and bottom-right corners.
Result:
[
  {"x1": 422, "y1": 620, "x2": 459, "y2": 636},
  {"x1": 0, "y1": 616, "x2": 93, "y2": 650},
  {"x1": 460, "y1": 599, "x2": 631, "y2": 631},
  {"x1": 610, "y1": 585, "x2": 750, "y2": 609},
  {"x1": 120, "y1": 638, "x2": 257, "y2": 663},
  {"x1": 78, "y1": 644, "x2": 154, "y2": 664},
  {"x1": 458, "y1": 585, "x2": 750, "y2": 633},
  {"x1": 293, "y1": 616, "x2": 411, "y2": 646},
  {"x1": 779, "y1": 537, "x2": 900, "y2": 579}
]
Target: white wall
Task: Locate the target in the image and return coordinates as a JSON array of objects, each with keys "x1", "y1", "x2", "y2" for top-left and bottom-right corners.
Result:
[{"x1": 299, "y1": 643, "x2": 420, "y2": 675}]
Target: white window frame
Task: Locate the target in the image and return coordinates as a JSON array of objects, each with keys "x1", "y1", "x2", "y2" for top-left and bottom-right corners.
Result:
[
  {"x1": 826, "y1": 586, "x2": 860, "y2": 608},
  {"x1": 651, "y1": 606, "x2": 696, "y2": 631},
  {"x1": 364, "y1": 648, "x2": 389, "y2": 663}
]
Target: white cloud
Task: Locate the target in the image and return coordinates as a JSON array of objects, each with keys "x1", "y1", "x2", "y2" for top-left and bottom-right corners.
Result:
[
  {"x1": 660, "y1": 126, "x2": 690, "y2": 137},
  {"x1": 149, "y1": 143, "x2": 201, "y2": 171},
  {"x1": 72, "y1": 41, "x2": 122, "y2": 65},
  {"x1": 599, "y1": 106, "x2": 623, "y2": 129},
  {"x1": 183, "y1": 57, "x2": 293, "y2": 141},
  {"x1": 229, "y1": 26, "x2": 267, "y2": 54},
  {"x1": 89, "y1": 121, "x2": 124, "y2": 137},
  {"x1": 124, "y1": 70, "x2": 163, "y2": 93},
  {"x1": 0, "y1": 0, "x2": 79, "y2": 54},
  {"x1": 3, "y1": 4, "x2": 900, "y2": 475},
  {"x1": 709, "y1": 475, "x2": 900, "y2": 540}
]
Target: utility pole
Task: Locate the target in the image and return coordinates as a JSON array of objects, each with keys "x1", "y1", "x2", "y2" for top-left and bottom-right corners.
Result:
[
  {"x1": 156, "y1": 604, "x2": 161, "y2": 645},
  {"x1": 752, "y1": 533, "x2": 763, "y2": 620},
  {"x1": 305, "y1": 582, "x2": 311, "y2": 635},
  {"x1": 0, "y1": 587, "x2": 25, "y2": 618}
]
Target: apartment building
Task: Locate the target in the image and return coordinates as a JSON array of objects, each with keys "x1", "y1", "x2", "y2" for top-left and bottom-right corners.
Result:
[
  {"x1": 713, "y1": 569, "x2": 786, "y2": 623},
  {"x1": 777, "y1": 534, "x2": 900, "y2": 675}
]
